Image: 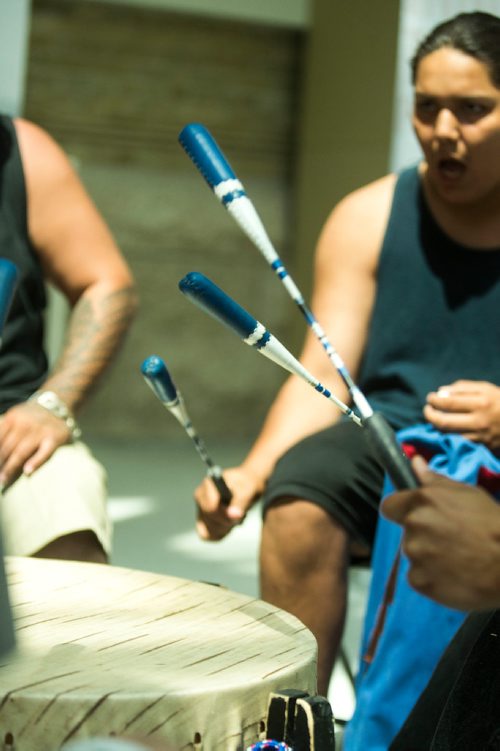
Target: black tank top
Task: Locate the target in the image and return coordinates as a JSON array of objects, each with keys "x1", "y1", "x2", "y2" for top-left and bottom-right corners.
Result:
[
  {"x1": 357, "y1": 165, "x2": 500, "y2": 430},
  {"x1": 0, "y1": 116, "x2": 47, "y2": 412}
]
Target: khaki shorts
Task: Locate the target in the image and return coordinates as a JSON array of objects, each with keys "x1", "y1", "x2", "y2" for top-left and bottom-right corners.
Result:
[{"x1": 0, "y1": 441, "x2": 111, "y2": 557}]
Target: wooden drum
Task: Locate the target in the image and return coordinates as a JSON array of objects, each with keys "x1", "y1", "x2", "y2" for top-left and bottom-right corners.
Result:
[{"x1": 0, "y1": 557, "x2": 317, "y2": 750}]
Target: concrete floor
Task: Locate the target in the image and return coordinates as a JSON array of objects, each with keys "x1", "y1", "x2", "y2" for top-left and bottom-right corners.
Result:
[{"x1": 91, "y1": 436, "x2": 371, "y2": 727}]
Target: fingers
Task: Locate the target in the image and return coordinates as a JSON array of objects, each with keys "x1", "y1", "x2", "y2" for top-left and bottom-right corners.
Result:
[
  {"x1": 196, "y1": 516, "x2": 220, "y2": 541},
  {"x1": 196, "y1": 512, "x2": 241, "y2": 541},
  {"x1": 0, "y1": 433, "x2": 58, "y2": 487},
  {"x1": 194, "y1": 475, "x2": 243, "y2": 541},
  {"x1": 381, "y1": 456, "x2": 454, "y2": 524},
  {"x1": 426, "y1": 380, "x2": 491, "y2": 417},
  {"x1": 381, "y1": 489, "x2": 417, "y2": 524},
  {"x1": 424, "y1": 383, "x2": 485, "y2": 432},
  {"x1": 194, "y1": 467, "x2": 260, "y2": 541},
  {"x1": 436, "y1": 380, "x2": 489, "y2": 394},
  {"x1": 425, "y1": 388, "x2": 481, "y2": 413},
  {"x1": 405, "y1": 563, "x2": 436, "y2": 601},
  {"x1": 409, "y1": 455, "x2": 431, "y2": 482},
  {"x1": 425, "y1": 392, "x2": 463, "y2": 413},
  {"x1": 23, "y1": 436, "x2": 58, "y2": 476},
  {"x1": 0, "y1": 404, "x2": 70, "y2": 487},
  {"x1": 195, "y1": 494, "x2": 239, "y2": 541},
  {"x1": 427, "y1": 376, "x2": 490, "y2": 401},
  {"x1": 423, "y1": 403, "x2": 477, "y2": 432},
  {"x1": 0, "y1": 425, "x2": 46, "y2": 486}
]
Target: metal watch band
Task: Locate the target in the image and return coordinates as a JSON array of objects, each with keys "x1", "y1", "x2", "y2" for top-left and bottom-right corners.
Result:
[{"x1": 29, "y1": 390, "x2": 82, "y2": 440}]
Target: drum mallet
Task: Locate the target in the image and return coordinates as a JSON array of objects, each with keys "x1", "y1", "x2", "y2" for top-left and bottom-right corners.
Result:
[{"x1": 141, "y1": 354, "x2": 232, "y2": 506}]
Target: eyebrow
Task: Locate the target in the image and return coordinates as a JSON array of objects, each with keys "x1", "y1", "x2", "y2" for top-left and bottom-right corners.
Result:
[{"x1": 414, "y1": 92, "x2": 495, "y2": 101}]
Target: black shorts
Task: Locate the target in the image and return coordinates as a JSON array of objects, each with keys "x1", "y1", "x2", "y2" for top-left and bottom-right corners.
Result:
[{"x1": 262, "y1": 420, "x2": 385, "y2": 549}]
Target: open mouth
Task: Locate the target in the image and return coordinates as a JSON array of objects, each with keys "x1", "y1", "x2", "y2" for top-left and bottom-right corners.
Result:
[{"x1": 437, "y1": 158, "x2": 466, "y2": 180}]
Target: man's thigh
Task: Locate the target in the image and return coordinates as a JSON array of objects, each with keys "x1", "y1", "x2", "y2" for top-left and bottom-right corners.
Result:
[{"x1": 262, "y1": 420, "x2": 385, "y2": 549}]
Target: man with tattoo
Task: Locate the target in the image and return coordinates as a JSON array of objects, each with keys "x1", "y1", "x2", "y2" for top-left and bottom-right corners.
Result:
[{"x1": 0, "y1": 115, "x2": 137, "y2": 563}]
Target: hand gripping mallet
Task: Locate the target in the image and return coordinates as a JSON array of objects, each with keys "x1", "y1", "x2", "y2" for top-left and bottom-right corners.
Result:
[
  {"x1": 178, "y1": 122, "x2": 373, "y2": 420},
  {"x1": 141, "y1": 354, "x2": 232, "y2": 506},
  {"x1": 179, "y1": 273, "x2": 418, "y2": 491}
]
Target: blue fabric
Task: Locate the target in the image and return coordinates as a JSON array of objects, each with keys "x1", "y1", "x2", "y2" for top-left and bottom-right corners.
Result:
[{"x1": 343, "y1": 423, "x2": 500, "y2": 751}]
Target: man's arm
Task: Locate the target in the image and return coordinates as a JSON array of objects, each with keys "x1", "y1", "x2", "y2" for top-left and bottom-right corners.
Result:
[
  {"x1": 0, "y1": 119, "x2": 138, "y2": 487},
  {"x1": 194, "y1": 173, "x2": 397, "y2": 540},
  {"x1": 382, "y1": 456, "x2": 500, "y2": 610}
]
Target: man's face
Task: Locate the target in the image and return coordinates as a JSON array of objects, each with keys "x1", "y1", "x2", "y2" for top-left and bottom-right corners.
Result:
[{"x1": 412, "y1": 47, "x2": 500, "y2": 206}]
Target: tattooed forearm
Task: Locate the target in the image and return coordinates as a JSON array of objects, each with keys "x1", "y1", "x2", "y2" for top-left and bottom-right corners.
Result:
[{"x1": 42, "y1": 284, "x2": 138, "y2": 410}]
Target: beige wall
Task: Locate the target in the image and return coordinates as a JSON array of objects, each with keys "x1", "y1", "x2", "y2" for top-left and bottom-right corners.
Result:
[{"x1": 292, "y1": 0, "x2": 400, "y2": 307}]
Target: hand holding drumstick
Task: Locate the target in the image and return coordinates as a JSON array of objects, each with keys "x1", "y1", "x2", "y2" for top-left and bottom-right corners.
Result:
[{"x1": 382, "y1": 456, "x2": 500, "y2": 611}]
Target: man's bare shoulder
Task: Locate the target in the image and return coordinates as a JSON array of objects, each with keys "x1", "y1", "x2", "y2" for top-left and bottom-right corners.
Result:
[
  {"x1": 333, "y1": 173, "x2": 398, "y2": 225},
  {"x1": 14, "y1": 117, "x2": 55, "y2": 151},
  {"x1": 317, "y1": 173, "x2": 398, "y2": 270},
  {"x1": 13, "y1": 118, "x2": 72, "y2": 183}
]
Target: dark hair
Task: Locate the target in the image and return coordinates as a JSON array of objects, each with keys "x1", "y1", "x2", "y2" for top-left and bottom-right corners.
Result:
[{"x1": 411, "y1": 12, "x2": 500, "y2": 88}]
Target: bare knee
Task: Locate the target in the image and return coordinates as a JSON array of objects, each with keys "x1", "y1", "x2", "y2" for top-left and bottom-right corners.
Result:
[
  {"x1": 34, "y1": 530, "x2": 108, "y2": 564},
  {"x1": 261, "y1": 498, "x2": 349, "y2": 574}
]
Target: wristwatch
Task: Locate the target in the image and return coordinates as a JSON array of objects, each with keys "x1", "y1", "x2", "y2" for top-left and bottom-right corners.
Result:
[{"x1": 29, "y1": 390, "x2": 82, "y2": 441}]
